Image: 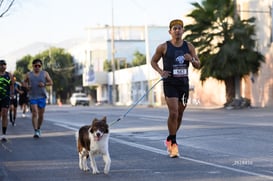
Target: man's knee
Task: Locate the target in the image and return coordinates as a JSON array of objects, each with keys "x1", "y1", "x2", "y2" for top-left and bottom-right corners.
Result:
[{"x1": 169, "y1": 110, "x2": 179, "y2": 120}]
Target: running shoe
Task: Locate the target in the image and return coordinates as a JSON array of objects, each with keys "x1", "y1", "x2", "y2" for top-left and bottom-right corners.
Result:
[
  {"x1": 37, "y1": 129, "x2": 41, "y2": 137},
  {"x1": 33, "y1": 131, "x2": 39, "y2": 138},
  {"x1": 169, "y1": 143, "x2": 179, "y2": 158},
  {"x1": 165, "y1": 140, "x2": 172, "y2": 153},
  {"x1": 1, "y1": 135, "x2": 7, "y2": 142}
]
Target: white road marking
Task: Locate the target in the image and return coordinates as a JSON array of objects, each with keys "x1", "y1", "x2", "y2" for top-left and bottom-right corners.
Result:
[
  {"x1": 111, "y1": 137, "x2": 273, "y2": 180},
  {"x1": 51, "y1": 120, "x2": 273, "y2": 180}
]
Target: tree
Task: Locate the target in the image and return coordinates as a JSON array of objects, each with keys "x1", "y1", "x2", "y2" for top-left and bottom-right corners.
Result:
[
  {"x1": 15, "y1": 47, "x2": 76, "y2": 103},
  {"x1": 13, "y1": 55, "x2": 32, "y2": 82},
  {"x1": 132, "y1": 51, "x2": 146, "y2": 66},
  {"x1": 103, "y1": 50, "x2": 145, "y2": 72},
  {"x1": 0, "y1": 0, "x2": 15, "y2": 17},
  {"x1": 103, "y1": 59, "x2": 111, "y2": 72},
  {"x1": 34, "y1": 47, "x2": 75, "y2": 103},
  {"x1": 184, "y1": 0, "x2": 265, "y2": 105}
]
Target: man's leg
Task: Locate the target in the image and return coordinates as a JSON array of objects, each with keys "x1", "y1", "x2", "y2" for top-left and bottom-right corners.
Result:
[
  {"x1": 166, "y1": 97, "x2": 179, "y2": 137},
  {"x1": 31, "y1": 104, "x2": 40, "y2": 138},
  {"x1": 13, "y1": 104, "x2": 17, "y2": 121},
  {"x1": 165, "y1": 97, "x2": 180, "y2": 158},
  {"x1": 36, "y1": 98, "x2": 46, "y2": 136},
  {"x1": 37, "y1": 108, "x2": 45, "y2": 130},
  {"x1": 9, "y1": 106, "x2": 13, "y2": 123},
  {"x1": 1, "y1": 107, "x2": 8, "y2": 141},
  {"x1": 176, "y1": 101, "x2": 186, "y2": 131}
]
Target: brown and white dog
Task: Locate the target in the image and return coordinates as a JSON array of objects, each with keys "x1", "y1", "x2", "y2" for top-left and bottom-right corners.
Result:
[{"x1": 76, "y1": 116, "x2": 111, "y2": 174}]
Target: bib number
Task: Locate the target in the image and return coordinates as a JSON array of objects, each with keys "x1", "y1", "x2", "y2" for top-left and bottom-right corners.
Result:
[{"x1": 173, "y1": 65, "x2": 188, "y2": 77}]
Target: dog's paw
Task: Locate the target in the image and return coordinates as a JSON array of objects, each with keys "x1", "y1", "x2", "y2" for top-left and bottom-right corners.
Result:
[
  {"x1": 104, "y1": 169, "x2": 110, "y2": 174},
  {"x1": 104, "y1": 162, "x2": 111, "y2": 174},
  {"x1": 80, "y1": 165, "x2": 90, "y2": 172},
  {"x1": 92, "y1": 170, "x2": 100, "y2": 174},
  {"x1": 83, "y1": 167, "x2": 90, "y2": 172}
]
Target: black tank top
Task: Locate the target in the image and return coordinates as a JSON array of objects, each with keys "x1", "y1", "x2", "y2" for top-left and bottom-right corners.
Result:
[
  {"x1": 0, "y1": 72, "x2": 11, "y2": 99},
  {"x1": 163, "y1": 40, "x2": 190, "y2": 85}
]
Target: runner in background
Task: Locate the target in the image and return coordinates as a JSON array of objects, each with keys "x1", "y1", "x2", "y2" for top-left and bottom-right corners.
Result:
[
  {"x1": 0, "y1": 60, "x2": 14, "y2": 142},
  {"x1": 18, "y1": 81, "x2": 29, "y2": 118},
  {"x1": 9, "y1": 76, "x2": 20, "y2": 126}
]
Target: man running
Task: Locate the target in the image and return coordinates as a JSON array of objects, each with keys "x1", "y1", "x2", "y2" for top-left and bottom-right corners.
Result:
[
  {"x1": 24, "y1": 59, "x2": 53, "y2": 138},
  {"x1": 0, "y1": 60, "x2": 14, "y2": 142},
  {"x1": 151, "y1": 19, "x2": 200, "y2": 157}
]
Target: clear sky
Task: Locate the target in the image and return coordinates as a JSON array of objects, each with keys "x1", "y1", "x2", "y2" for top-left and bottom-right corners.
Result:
[{"x1": 0, "y1": 0, "x2": 201, "y2": 57}]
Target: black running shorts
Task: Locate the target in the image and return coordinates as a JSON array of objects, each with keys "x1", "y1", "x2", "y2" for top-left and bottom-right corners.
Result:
[
  {"x1": 163, "y1": 82, "x2": 189, "y2": 103},
  {"x1": 0, "y1": 96, "x2": 11, "y2": 109}
]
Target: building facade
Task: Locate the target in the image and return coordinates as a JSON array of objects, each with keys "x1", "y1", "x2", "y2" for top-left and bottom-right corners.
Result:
[
  {"x1": 69, "y1": 0, "x2": 273, "y2": 107},
  {"x1": 72, "y1": 25, "x2": 171, "y2": 105},
  {"x1": 238, "y1": 0, "x2": 273, "y2": 107}
]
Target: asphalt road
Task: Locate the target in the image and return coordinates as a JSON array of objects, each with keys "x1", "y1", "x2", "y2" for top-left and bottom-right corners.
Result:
[{"x1": 1, "y1": 105, "x2": 273, "y2": 181}]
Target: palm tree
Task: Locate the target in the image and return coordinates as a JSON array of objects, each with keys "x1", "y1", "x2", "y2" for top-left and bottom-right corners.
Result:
[{"x1": 184, "y1": 0, "x2": 265, "y2": 105}]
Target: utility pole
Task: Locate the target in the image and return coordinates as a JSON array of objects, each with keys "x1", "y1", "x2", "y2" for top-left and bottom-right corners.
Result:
[
  {"x1": 111, "y1": 0, "x2": 116, "y2": 105},
  {"x1": 48, "y1": 48, "x2": 54, "y2": 104}
]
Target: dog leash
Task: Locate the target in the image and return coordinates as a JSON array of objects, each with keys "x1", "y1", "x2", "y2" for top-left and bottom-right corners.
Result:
[
  {"x1": 1, "y1": 140, "x2": 12, "y2": 152},
  {"x1": 109, "y1": 78, "x2": 163, "y2": 127}
]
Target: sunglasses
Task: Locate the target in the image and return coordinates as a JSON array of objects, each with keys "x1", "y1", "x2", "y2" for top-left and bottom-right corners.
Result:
[
  {"x1": 0, "y1": 63, "x2": 6, "y2": 66},
  {"x1": 34, "y1": 64, "x2": 41, "y2": 68}
]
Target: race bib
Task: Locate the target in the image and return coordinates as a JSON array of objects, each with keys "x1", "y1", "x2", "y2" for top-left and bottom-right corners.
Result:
[{"x1": 173, "y1": 65, "x2": 188, "y2": 77}]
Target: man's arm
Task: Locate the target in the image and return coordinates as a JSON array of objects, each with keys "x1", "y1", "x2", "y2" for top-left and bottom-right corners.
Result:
[
  {"x1": 151, "y1": 43, "x2": 170, "y2": 78},
  {"x1": 187, "y1": 42, "x2": 201, "y2": 69},
  {"x1": 45, "y1": 71, "x2": 53, "y2": 86},
  {"x1": 9, "y1": 73, "x2": 14, "y2": 97},
  {"x1": 24, "y1": 72, "x2": 31, "y2": 90}
]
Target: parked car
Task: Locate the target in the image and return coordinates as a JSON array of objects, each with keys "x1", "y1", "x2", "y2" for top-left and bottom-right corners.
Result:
[{"x1": 70, "y1": 93, "x2": 90, "y2": 106}]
